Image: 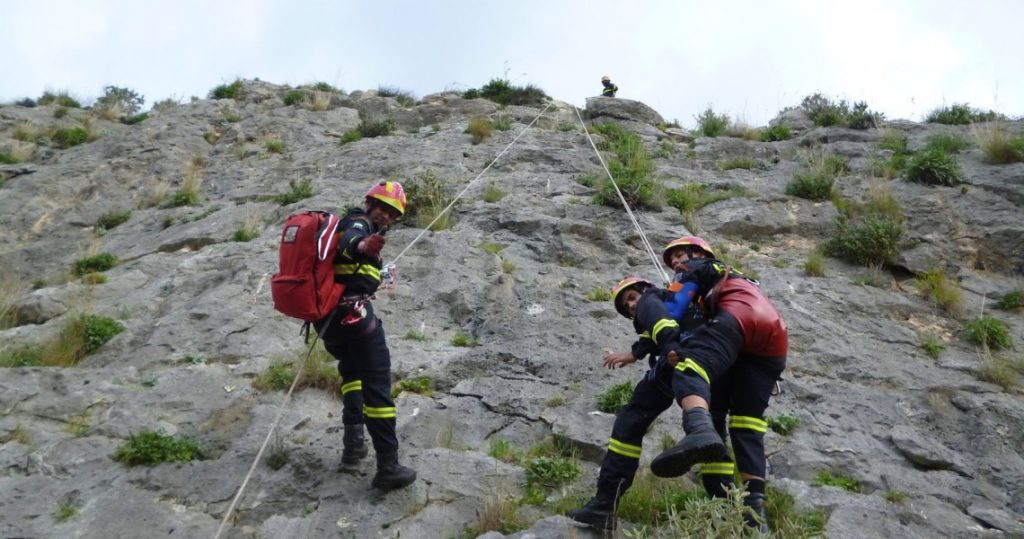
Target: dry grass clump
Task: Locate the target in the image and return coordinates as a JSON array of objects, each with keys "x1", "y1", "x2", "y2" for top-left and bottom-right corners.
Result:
[
  {"x1": 466, "y1": 117, "x2": 493, "y2": 144},
  {"x1": 0, "y1": 274, "x2": 26, "y2": 329},
  {"x1": 915, "y1": 268, "x2": 963, "y2": 316},
  {"x1": 973, "y1": 122, "x2": 1024, "y2": 164}
]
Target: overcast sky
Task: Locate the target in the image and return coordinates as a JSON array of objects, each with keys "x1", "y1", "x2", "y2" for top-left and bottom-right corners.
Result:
[{"x1": 2, "y1": 0, "x2": 1020, "y2": 127}]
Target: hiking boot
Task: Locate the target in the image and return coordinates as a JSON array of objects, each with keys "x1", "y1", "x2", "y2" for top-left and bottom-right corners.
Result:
[
  {"x1": 567, "y1": 494, "x2": 616, "y2": 530},
  {"x1": 650, "y1": 408, "x2": 726, "y2": 478},
  {"x1": 371, "y1": 452, "x2": 416, "y2": 490},
  {"x1": 340, "y1": 424, "x2": 368, "y2": 467},
  {"x1": 743, "y1": 492, "x2": 770, "y2": 533}
]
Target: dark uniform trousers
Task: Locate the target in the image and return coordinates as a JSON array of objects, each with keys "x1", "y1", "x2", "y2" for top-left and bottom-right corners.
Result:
[
  {"x1": 314, "y1": 300, "x2": 398, "y2": 455},
  {"x1": 597, "y1": 362, "x2": 675, "y2": 495},
  {"x1": 673, "y1": 311, "x2": 786, "y2": 484}
]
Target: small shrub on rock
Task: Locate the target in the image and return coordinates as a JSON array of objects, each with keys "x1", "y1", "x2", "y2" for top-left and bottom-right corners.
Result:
[
  {"x1": 210, "y1": 79, "x2": 242, "y2": 99},
  {"x1": 597, "y1": 381, "x2": 633, "y2": 413},
  {"x1": 96, "y1": 86, "x2": 145, "y2": 116},
  {"x1": 964, "y1": 316, "x2": 1013, "y2": 350},
  {"x1": 761, "y1": 124, "x2": 791, "y2": 142},
  {"x1": 52, "y1": 127, "x2": 90, "y2": 149},
  {"x1": 72, "y1": 253, "x2": 118, "y2": 276},
  {"x1": 925, "y1": 103, "x2": 1002, "y2": 125},
  {"x1": 463, "y1": 79, "x2": 548, "y2": 106},
  {"x1": 823, "y1": 214, "x2": 903, "y2": 266},
  {"x1": 113, "y1": 431, "x2": 205, "y2": 466},
  {"x1": 466, "y1": 117, "x2": 492, "y2": 144},
  {"x1": 905, "y1": 148, "x2": 964, "y2": 186},
  {"x1": 694, "y1": 106, "x2": 729, "y2": 137}
]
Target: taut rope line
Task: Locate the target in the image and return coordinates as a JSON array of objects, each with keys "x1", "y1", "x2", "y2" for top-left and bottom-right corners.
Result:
[{"x1": 573, "y1": 106, "x2": 669, "y2": 284}]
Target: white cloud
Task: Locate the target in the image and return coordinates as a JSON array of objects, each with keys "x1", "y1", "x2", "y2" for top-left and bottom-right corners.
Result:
[{"x1": 1, "y1": 0, "x2": 1021, "y2": 124}]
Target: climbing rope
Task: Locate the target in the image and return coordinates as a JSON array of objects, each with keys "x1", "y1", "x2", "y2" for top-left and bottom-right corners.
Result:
[
  {"x1": 216, "y1": 102, "x2": 553, "y2": 538},
  {"x1": 213, "y1": 332, "x2": 323, "y2": 539},
  {"x1": 388, "y1": 101, "x2": 553, "y2": 265},
  {"x1": 573, "y1": 106, "x2": 669, "y2": 284}
]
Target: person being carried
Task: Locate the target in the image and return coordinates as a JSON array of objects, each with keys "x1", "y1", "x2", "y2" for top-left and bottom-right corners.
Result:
[
  {"x1": 601, "y1": 75, "x2": 618, "y2": 97},
  {"x1": 566, "y1": 272, "x2": 698, "y2": 530},
  {"x1": 650, "y1": 253, "x2": 788, "y2": 531},
  {"x1": 313, "y1": 180, "x2": 417, "y2": 491}
]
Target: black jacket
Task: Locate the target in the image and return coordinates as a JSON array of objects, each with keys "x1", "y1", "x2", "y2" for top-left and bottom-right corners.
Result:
[
  {"x1": 629, "y1": 287, "x2": 681, "y2": 365},
  {"x1": 332, "y1": 207, "x2": 383, "y2": 296}
]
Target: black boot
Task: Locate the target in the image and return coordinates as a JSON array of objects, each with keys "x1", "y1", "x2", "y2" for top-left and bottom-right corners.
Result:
[
  {"x1": 650, "y1": 408, "x2": 726, "y2": 478},
  {"x1": 371, "y1": 452, "x2": 416, "y2": 490},
  {"x1": 743, "y1": 492, "x2": 770, "y2": 533},
  {"x1": 566, "y1": 491, "x2": 617, "y2": 530},
  {"x1": 340, "y1": 424, "x2": 369, "y2": 467}
]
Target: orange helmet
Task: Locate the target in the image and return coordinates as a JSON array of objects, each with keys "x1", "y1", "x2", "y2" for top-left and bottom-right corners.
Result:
[
  {"x1": 611, "y1": 276, "x2": 653, "y2": 318},
  {"x1": 663, "y1": 236, "x2": 716, "y2": 266},
  {"x1": 365, "y1": 181, "x2": 407, "y2": 215}
]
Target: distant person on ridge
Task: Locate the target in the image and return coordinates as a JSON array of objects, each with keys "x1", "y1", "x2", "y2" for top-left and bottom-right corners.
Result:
[
  {"x1": 313, "y1": 180, "x2": 416, "y2": 491},
  {"x1": 601, "y1": 75, "x2": 618, "y2": 97}
]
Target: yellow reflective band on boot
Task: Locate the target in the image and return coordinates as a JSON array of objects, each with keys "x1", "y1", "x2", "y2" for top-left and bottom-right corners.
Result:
[
  {"x1": 729, "y1": 416, "x2": 768, "y2": 433},
  {"x1": 363, "y1": 405, "x2": 396, "y2": 419},
  {"x1": 341, "y1": 380, "x2": 362, "y2": 395},
  {"x1": 700, "y1": 461, "x2": 736, "y2": 476},
  {"x1": 333, "y1": 263, "x2": 381, "y2": 281},
  {"x1": 608, "y1": 438, "x2": 642, "y2": 459},
  {"x1": 651, "y1": 318, "x2": 679, "y2": 345},
  {"x1": 675, "y1": 358, "x2": 710, "y2": 384}
]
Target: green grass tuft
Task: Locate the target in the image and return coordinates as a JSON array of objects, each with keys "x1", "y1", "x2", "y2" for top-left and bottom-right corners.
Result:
[
  {"x1": 963, "y1": 316, "x2": 1013, "y2": 350},
  {"x1": 585, "y1": 286, "x2": 612, "y2": 302},
  {"x1": 451, "y1": 332, "x2": 478, "y2": 347},
  {"x1": 918, "y1": 333, "x2": 946, "y2": 358},
  {"x1": 391, "y1": 376, "x2": 432, "y2": 398},
  {"x1": 72, "y1": 253, "x2": 118, "y2": 276},
  {"x1": 596, "y1": 381, "x2": 633, "y2": 413},
  {"x1": 814, "y1": 470, "x2": 862, "y2": 492},
  {"x1": 96, "y1": 211, "x2": 131, "y2": 231},
  {"x1": 272, "y1": 178, "x2": 314, "y2": 206},
  {"x1": 995, "y1": 291, "x2": 1023, "y2": 311},
  {"x1": 402, "y1": 330, "x2": 428, "y2": 341},
  {"x1": 462, "y1": 78, "x2": 548, "y2": 106},
  {"x1": 590, "y1": 123, "x2": 661, "y2": 210},
  {"x1": 914, "y1": 268, "x2": 963, "y2": 316},
  {"x1": 405, "y1": 170, "x2": 457, "y2": 230},
  {"x1": 210, "y1": 79, "x2": 243, "y2": 99},
  {"x1": 767, "y1": 413, "x2": 800, "y2": 435},
  {"x1": 113, "y1": 430, "x2": 205, "y2": 466},
  {"x1": 482, "y1": 183, "x2": 505, "y2": 202},
  {"x1": 905, "y1": 148, "x2": 964, "y2": 186},
  {"x1": 694, "y1": 106, "x2": 729, "y2": 137}
]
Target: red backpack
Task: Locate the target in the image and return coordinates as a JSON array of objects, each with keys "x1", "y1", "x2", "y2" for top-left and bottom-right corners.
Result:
[{"x1": 271, "y1": 211, "x2": 345, "y2": 322}]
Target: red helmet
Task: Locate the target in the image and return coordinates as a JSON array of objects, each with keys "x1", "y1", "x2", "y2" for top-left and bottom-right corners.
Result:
[
  {"x1": 663, "y1": 236, "x2": 716, "y2": 266},
  {"x1": 611, "y1": 276, "x2": 653, "y2": 318},
  {"x1": 365, "y1": 181, "x2": 407, "y2": 216}
]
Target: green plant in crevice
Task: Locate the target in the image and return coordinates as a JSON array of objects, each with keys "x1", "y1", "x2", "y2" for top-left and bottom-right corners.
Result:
[{"x1": 596, "y1": 381, "x2": 633, "y2": 413}]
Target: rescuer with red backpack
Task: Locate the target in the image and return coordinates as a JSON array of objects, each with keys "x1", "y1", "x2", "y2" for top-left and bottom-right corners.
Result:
[
  {"x1": 272, "y1": 180, "x2": 415, "y2": 490},
  {"x1": 323, "y1": 180, "x2": 415, "y2": 490}
]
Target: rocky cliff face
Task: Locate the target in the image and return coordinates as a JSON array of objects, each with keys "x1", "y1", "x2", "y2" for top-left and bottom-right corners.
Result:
[{"x1": 1, "y1": 80, "x2": 1022, "y2": 538}]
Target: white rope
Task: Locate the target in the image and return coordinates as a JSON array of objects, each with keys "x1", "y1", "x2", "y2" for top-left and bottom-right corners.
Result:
[
  {"x1": 388, "y1": 102, "x2": 553, "y2": 266},
  {"x1": 213, "y1": 336, "x2": 319, "y2": 539},
  {"x1": 573, "y1": 107, "x2": 669, "y2": 284},
  {"x1": 216, "y1": 102, "x2": 553, "y2": 538}
]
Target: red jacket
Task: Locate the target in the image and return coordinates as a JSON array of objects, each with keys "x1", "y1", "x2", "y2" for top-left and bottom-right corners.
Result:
[{"x1": 715, "y1": 278, "x2": 788, "y2": 357}]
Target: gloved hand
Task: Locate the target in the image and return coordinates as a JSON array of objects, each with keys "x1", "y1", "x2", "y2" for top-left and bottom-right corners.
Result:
[{"x1": 357, "y1": 234, "x2": 385, "y2": 259}]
